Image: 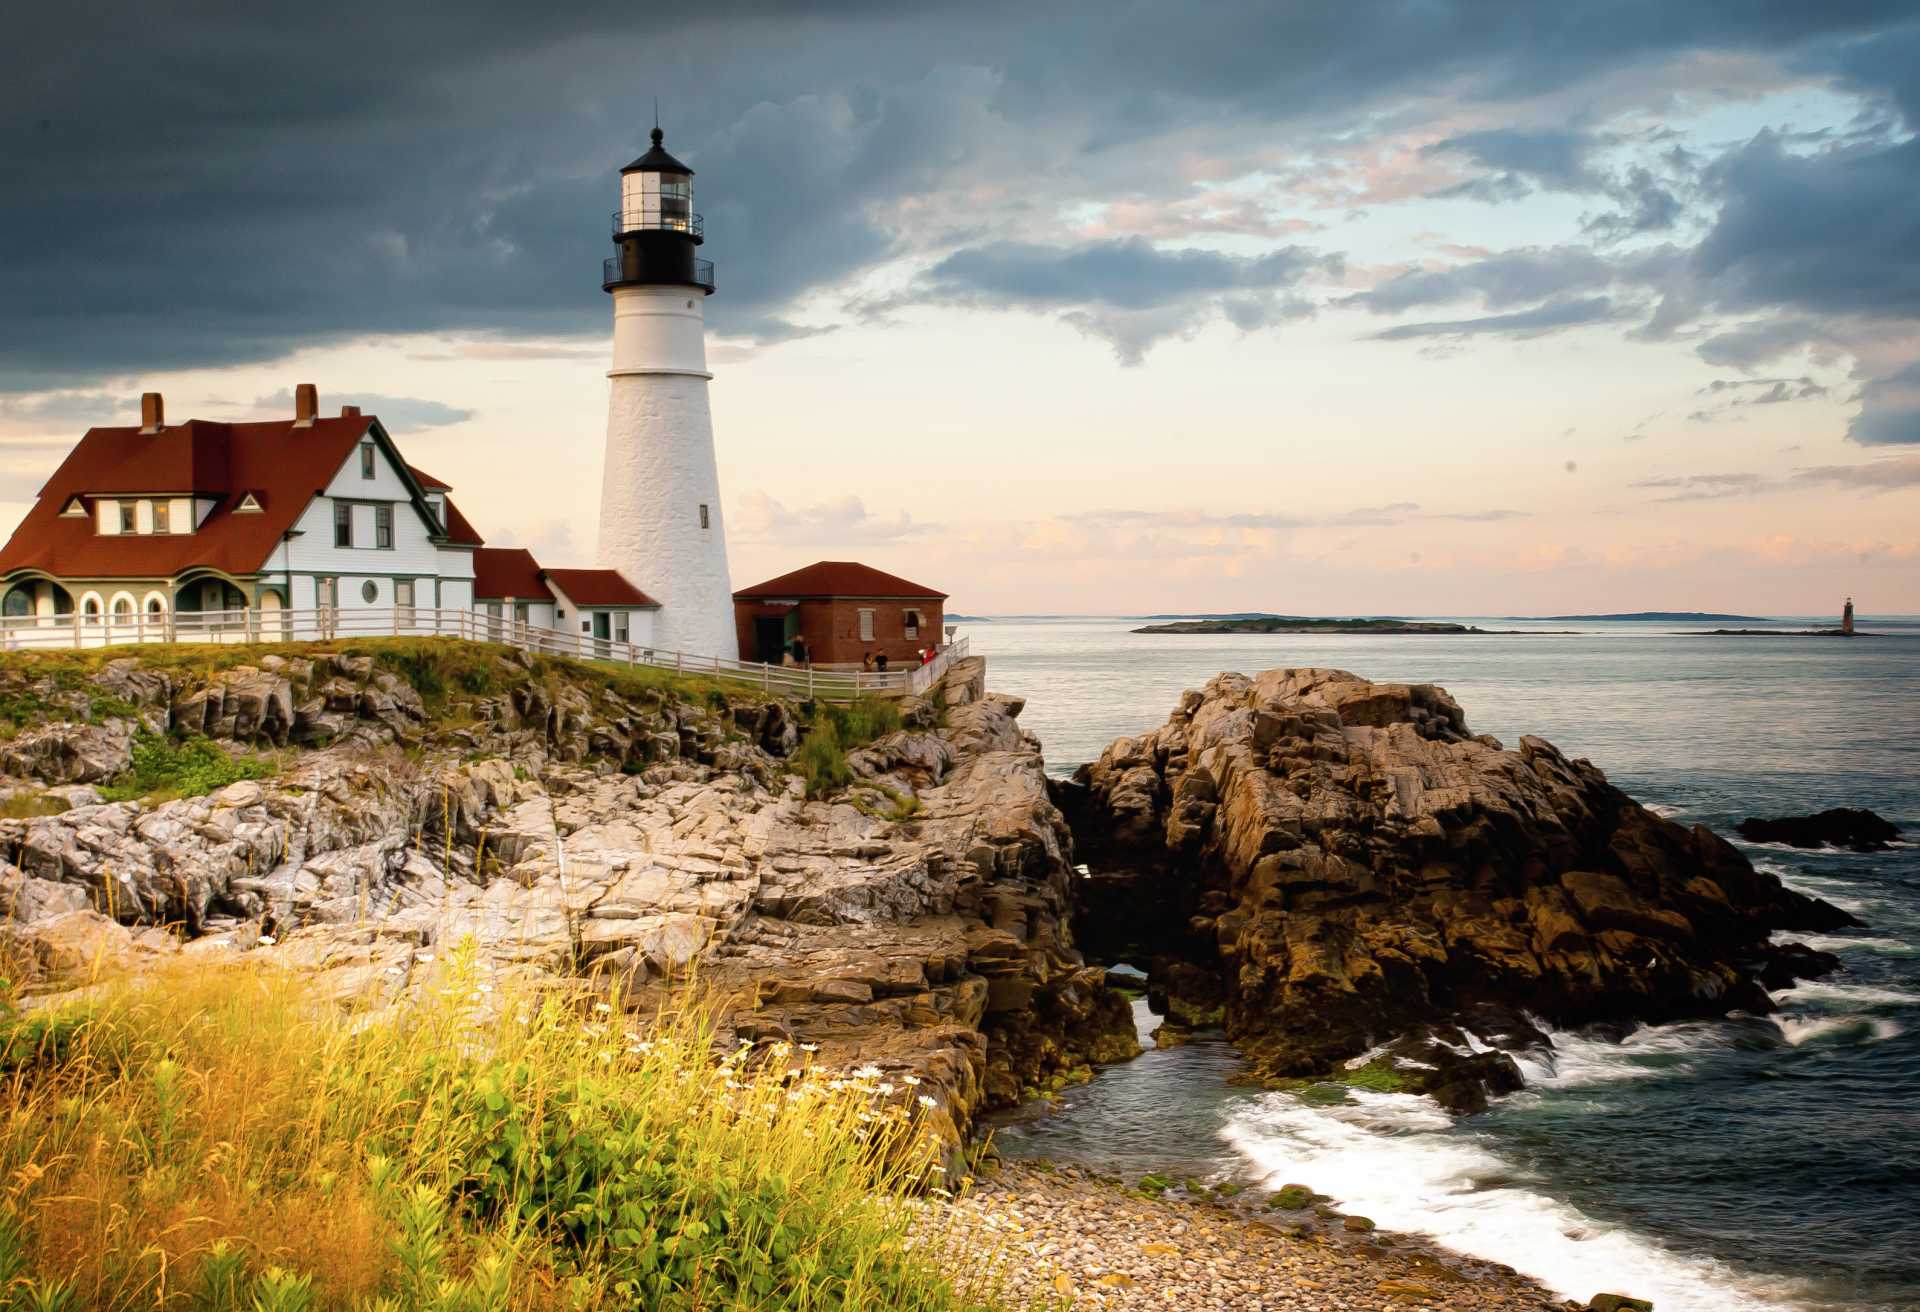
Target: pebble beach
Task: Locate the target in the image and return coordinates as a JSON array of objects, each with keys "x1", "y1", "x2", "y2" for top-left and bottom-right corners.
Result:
[{"x1": 936, "y1": 1161, "x2": 1588, "y2": 1311}]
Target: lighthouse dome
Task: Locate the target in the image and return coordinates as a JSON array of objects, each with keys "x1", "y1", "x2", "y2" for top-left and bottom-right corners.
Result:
[{"x1": 622, "y1": 126, "x2": 693, "y2": 176}]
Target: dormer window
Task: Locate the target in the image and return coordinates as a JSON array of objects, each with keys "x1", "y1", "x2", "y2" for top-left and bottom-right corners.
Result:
[
  {"x1": 152, "y1": 501, "x2": 170, "y2": 534},
  {"x1": 235, "y1": 492, "x2": 263, "y2": 514},
  {"x1": 119, "y1": 501, "x2": 136, "y2": 533},
  {"x1": 60, "y1": 496, "x2": 87, "y2": 518}
]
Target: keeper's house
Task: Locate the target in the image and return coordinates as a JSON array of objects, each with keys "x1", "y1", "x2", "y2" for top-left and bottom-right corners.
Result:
[
  {"x1": 732, "y1": 561, "x2": 946, "y2": 667},
  {"x1": 0, "y1": 387, "x2": 648, "y2": 640}
]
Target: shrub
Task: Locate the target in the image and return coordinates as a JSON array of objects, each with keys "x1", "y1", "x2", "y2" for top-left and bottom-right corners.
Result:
[
  {"x1": 792, "y1": 698, "x2": 904, "y2": 801},
  {"x1": 99, "y1": 734, "x2": 273, "y2": 803}
]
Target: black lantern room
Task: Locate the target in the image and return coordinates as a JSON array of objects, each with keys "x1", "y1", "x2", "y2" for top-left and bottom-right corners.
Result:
[{"x1": 603, "y1": 126, "x2": 716, "y2": 294}]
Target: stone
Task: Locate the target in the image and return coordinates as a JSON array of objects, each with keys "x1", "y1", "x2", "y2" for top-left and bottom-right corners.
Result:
[
  {"x1": 1, "y1": 720, "x2": 135, "y2": 784},
  {"x1": 0, "y1": 649, "x2": 1134, "y2": 1153},
  {"x1": 1735, "y1": 807, "x2": 1901, "y2": 852},
  {"x1": 1589, "y1": 1296, "x2": 1655, "y2": 1312},
  {"x1": 1064, "y1": 667, "x2": 1858, "y2": 1103}
]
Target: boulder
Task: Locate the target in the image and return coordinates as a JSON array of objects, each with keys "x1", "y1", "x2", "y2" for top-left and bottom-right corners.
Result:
[
  {"x1": 1067, "y1": 668, "x2": 1858, "y2": 1099},
  {"x1": 1735, "y1": 807, "x2": 1901, "y2": 852},
  {"x1": 1, "y1": 720, "x2": 135, "y2": 783}
]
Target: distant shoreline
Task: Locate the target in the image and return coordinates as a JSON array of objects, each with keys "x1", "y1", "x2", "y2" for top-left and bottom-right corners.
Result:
[{"x1": 1132, "y1": 618, "x2": 1557, "y2": 636}]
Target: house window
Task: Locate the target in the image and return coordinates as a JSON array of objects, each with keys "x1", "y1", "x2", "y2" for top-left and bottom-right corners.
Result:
[
  {"x1": 361, "y1": 580, "x2": 379, "y2": 604},
  {"x1": 698, "y1": 504, "x2": 710, "y2": 529},
  {"x1": 858, "y1": 608, "x2": 875, "y2": 641},
  {"x1": 82, "y1": 596, "x2": 102, "y2": 619},
  {"x1": 152, "y1": 501, "x2": 170, "y2": 534},
  {"x1": 316, "y1": 577, "x2": 337, "y2": 609},
  {"x1": 360, "y1": 443, "x2": 376, "y2": 478},
  {"x1": 146, "y1": 596, "x2": 165, "y2": 618},
  {"x1": 615, "y1": 615, "x2": 629, "y2": 643},
  {"x1": 119, "y1": 501, "x2": 137, "y2": 533},
  {"x1": 903, "y1": 608, "x2": 921, "y2": 639},
  {"x1": 514, "y1": 602, "x2": 529, "y2": 624},
  {"x1": 374, "y1": 504, "x2": 393, "y2": 549},
  {"x1": 334, "y1": 502, "x2": 353, "y2": 548},
  {"x1": 396, "y1": 579, "x2": 414, "y2": 620}
]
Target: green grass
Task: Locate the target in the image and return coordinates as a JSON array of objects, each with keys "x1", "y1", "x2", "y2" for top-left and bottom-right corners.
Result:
[
  {"x1": 0, "y1": 947, "x2": 1008, "y2": 1312},
  {"x1": 791, "y1": 699, "x2": 905, "y2": 800},
  {"x1": 0, "y1": 793, "x2": 70, "y2": 820},
  {"x1": 98, "y1": 734, "x2": 275, "y2": 803}
]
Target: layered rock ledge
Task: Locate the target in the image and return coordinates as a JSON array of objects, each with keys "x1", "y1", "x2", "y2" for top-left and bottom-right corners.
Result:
[
  {"x1": 0, "y1": 644, "x2": 1135, "y2": 1140},
  {"x1": 1059, "y1": 667, "x2": 1856, "y2": 1108}
]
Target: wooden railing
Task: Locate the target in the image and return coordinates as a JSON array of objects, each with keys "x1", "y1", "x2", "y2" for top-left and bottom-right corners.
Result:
[{"x1": 0, "y1": 606, "x2": 969, "y2": 703}]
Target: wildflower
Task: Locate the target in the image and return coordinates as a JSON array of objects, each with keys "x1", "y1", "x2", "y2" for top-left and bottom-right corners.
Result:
[
  {"x1": 930, "y1": 1163, "x2": 947, "y2": 1173},
  {"x1": 769, "y1": 1041, "x2": 792, "y2": 1058},
  {"x1": 877, "y1": 1081, "x2": 896, "y2": 1096},
  {"x1": 918, "y1": 1095, "x2": 938, "y2": 1111},
  {"x1": 787, "y1": 1068, "x2": 803, "y2": 1080},
  {"x1": 853, "y1": 1063, "x2": 883, "y2": 1079},
  {"x1": 799, "y1": 1042, "x2": 819, "y2": 1053},
  {"x1": 594, "y1": 1003, "x2": 612, "y2": 1014},
  {"x1": 257, "y1": 934, "x2": 277, "y2": 946},
  {"x1": 901, "y1": 1074, "x2": 921, "y2": 1086}
]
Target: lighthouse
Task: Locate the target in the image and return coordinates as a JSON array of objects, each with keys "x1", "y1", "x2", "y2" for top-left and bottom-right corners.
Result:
[{"x1": 596, "y1": 125, "x2": 734, "y2": 659}]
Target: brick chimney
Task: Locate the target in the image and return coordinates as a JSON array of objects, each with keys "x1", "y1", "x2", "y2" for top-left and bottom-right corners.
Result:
[
  {"x1": 139, "y1": 391, "x2": 164, "y2": 434},
  {"x1": 340, "y1": 404, "x2": 361, "y2": 418},
  {"x1": 293, "y1": 382, "x2": 318, "y2": 427}
]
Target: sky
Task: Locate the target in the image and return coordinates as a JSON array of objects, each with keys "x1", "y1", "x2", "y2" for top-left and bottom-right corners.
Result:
[{"x1": 3, "y1": 2, "x2": 1918, "y2": 616}]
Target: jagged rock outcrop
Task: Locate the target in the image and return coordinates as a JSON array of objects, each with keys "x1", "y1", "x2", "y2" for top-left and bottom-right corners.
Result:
[
  {"x1": 0, "y1": 646, "x2": 1134, "y2": 1142},
  {"x1": 1735, "y1": 807, "x2": 1902, "y2": 852},
  {"x1": 1062, "y1": 668, "x2": 1855, "y2": 1109}
]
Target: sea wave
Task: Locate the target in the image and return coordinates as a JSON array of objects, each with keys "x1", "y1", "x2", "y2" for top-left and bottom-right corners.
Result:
[
  {"x1": 1772, "y1": 980, "x2": 1920, "y2": 1008},
  {"x1": 1221, "y1": 1088, "x2": 1812, "y2": 1311},
  {"x1": 1769, "y1": 930, "x2": 1918, "y2": 956},
  {"x1": 1772, "y1": 1014, "x2": 1904, "y2": 1046}
]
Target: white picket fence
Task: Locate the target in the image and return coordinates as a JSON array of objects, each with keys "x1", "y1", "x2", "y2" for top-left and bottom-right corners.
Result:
[{"x1": 0, "y1": 605, "x2": 968, "y2": 702}]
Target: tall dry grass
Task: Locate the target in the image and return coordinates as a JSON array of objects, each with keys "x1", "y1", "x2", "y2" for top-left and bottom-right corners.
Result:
[{"x1": 0, "y1": 943, "x2": 1007, "y2": 1312}]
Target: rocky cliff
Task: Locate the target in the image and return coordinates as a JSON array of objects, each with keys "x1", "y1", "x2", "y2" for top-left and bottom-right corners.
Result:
[
  {"x1": 0, "y1": 643, "x2": 1135, "y2": 1141},
  {"x1": 1060, "y1": 667, "x2": 1855, "y2": 1109}
]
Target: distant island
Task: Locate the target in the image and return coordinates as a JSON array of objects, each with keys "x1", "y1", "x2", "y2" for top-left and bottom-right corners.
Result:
[
  {"x1": 1508, "y1": 611, "x2": 1768, "y2": 622},
  {"x1": 946, "y1": 614, "x2": 994, "y2": 622},
  {"x1": 1135, "y1": 617, "x2": 1488, "y2": 635}
]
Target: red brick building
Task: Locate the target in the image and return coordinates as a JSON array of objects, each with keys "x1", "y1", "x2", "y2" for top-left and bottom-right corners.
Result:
[{"x1": 732, "y1": 561, "x2": 946, "y2": 667}]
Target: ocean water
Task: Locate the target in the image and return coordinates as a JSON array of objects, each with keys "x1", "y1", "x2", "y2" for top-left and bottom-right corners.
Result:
[{"x1": 972, "y1": 616, "x2": 1920, "y2": 1312}]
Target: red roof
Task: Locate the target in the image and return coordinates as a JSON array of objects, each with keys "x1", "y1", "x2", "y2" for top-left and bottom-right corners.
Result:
[
  {"x1": 544, "y1": 568, "x2": 658, "y2": 608},
  {"x1": 471, "y1": 547, "x2": 553, "y2": 601},
  {"x1": 439, "y1": 498, "x2": 485, "y2": 546},
  {"x1": 0, "y1": 416, "x2": 378, "y2": 579},
  {"x1": 733, "y1": 560, "x2": 946, "y2": 600},
  {"x1": 407, "y1": 464, "x2": 452, "y2": 491}
]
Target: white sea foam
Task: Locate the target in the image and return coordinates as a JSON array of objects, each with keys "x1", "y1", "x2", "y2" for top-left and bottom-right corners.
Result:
[
  {"x1": 1510, "y1": 1021, "x2": 1734, "y2": 1088},
  {"x1": 1773, "y1": 980, "x2": 1920, "y2": 1008},
  {"x1": 1756, "y1": 861, "x2": 1882, "y2": 915},
  {"x1": 1772, "y1": 1014, "x2": 1903, "y2": 1046},
  {"x1": 1769, "y1": 930, "x2": 1918, "y2": 956},
  {"x1": 1222, "y1": 1089, "x2": 1809, "y2": 1311}
]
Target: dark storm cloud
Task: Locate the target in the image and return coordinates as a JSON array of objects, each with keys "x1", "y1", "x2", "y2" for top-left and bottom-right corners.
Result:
[
  {"x1": 1426, "y1": 127, "x2": 1607, "y2": 199},
  {"x1": 1848, "y1": 363, "x2": 1920, "y2": 446},
  {"x1": 893, "y1": 238, "x2": 1336, "y2": 361},
  {"x1": 2, "y1": 1, "x2": 1918, "y2": 390}
]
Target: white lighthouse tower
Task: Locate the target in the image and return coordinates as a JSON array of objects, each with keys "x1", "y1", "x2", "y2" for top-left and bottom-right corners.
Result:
[{"x1": 596, "y1": 125, "x2": 734, "y2": 659}]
